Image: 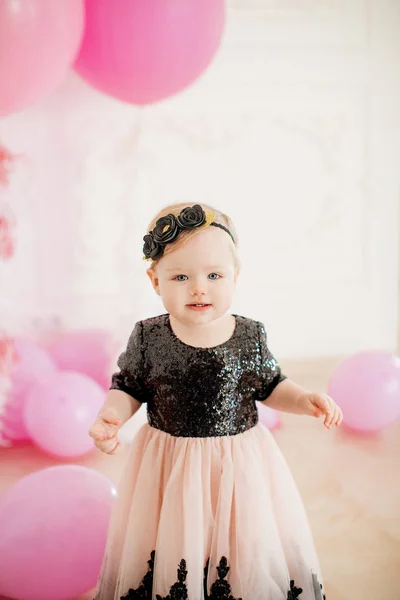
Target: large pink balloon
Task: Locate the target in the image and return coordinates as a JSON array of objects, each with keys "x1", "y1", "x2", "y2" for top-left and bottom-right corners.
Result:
[
  {"x1": 0, "y1": 465, "x2": 116, "y2": 600},
  {"x1": 2, "y1": 338, "x2": 57, "y2": 443},
  {"x1": 328, "y1": 351, "x2": 400, "y2": 432},
  {"x1": 24, "y1": 371, "x2": 105, "y2": 457},
  {"x1": 0, "y1": 0, "x2": 84, "y2": 116},
  {"x1": 74, "y1": 0, "x2": 225, "y2": 105},
  {"x1": 48, "y1": 329, "x2": 116, "y2": 390}
]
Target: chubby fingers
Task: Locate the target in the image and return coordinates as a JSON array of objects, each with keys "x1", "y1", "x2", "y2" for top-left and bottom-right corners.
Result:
[
  {"x1": 89, "y1": 422, "x2": 108, "y2": 441},
  {"x1": 94, "y1": 436, "x2": 120, "y2": 454},
  {"x1": 323, "y1": 395, "x2": 343, "y2": 428},
  {"x1": 101, "y1": 410, "x2": 121, "y2": 427},
  {"x1": 105, "y1": 441, "x2": 121, "y2": 455},
  {"x1": 89, "y1": 418, "x2": 120, "y2": 441},
  {"x1": 310, "y1": 393, "x2": 331, "y2": 419}
]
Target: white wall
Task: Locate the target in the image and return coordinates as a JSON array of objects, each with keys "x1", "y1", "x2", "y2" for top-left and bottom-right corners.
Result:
[{"x1": 1, "y1": 0, "x2": 399, "y2": 359}]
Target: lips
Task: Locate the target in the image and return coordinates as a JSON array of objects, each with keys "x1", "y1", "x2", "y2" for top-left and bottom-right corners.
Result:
[
  {"x1": 187, "y1": 303, "x2": 211, "y2": 307},
  {"x1": 186, "y1": 303, "x2": 212, "y2": 311}
]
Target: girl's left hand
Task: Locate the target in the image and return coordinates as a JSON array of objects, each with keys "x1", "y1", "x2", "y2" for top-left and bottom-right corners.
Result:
[{"x1": 298, "y1": 392, "x2": 343, "y2": 429}]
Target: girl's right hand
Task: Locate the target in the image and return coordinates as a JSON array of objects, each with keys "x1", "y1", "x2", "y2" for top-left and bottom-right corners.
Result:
[{"x1": 89, "y1": 408, "x2": 122, "y2": 454}]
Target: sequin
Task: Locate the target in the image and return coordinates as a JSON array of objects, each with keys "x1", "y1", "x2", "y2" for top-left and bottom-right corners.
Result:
[{"x1": 110, "y1": 314, "x2": 286, "y2": 438}]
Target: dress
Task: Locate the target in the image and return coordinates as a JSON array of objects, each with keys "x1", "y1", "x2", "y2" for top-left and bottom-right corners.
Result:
[{"x1": 95, "y1": 314, "x2": 326, "y2": 600}]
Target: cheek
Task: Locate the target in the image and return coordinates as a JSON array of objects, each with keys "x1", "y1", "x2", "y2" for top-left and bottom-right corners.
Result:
[
  {"x1": 159, "y1": 280, "x2": 171, "y2": 297},
  {"x1": 159, "y1": 281, "x2": 182, "y2": 302},
  {"x1": 215, "y1": 279, "x2": 235, "y2": 300}
]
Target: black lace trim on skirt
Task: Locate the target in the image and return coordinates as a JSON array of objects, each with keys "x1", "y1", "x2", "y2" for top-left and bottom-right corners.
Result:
[{"x1": 116, "y1": 551, "x2": 326, "y2": 600}]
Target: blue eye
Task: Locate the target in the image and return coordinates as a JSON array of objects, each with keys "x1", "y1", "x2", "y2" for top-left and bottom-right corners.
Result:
[
  {"x1": 175, "y1": 274, "x2": 188, "y2": 281},
  {"x1": 208, "y1": 273, "x2": 221, "y2": 280}
]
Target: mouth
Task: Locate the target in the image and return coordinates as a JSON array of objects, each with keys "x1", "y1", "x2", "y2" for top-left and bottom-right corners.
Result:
[{"x1": 186, "y1": 303, "x2": 212, "y2": 311}]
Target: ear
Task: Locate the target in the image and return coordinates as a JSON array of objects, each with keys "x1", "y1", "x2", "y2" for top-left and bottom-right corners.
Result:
[
  {"x1": 147, "y1": 268, "x2": 161, "y2": 295},
  {"x1": 234, "y1": 266, "x2": 240, "y2": 284}
]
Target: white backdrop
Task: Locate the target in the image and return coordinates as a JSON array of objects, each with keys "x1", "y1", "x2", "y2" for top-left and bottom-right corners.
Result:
[{"x1": 1, "y1": 0, "x2": 399, "y2": 359}]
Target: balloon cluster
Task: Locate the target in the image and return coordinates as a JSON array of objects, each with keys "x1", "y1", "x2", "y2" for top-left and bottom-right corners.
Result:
[
  {"x1": 0, "y1": 0, "x2": 225, "y2": 117},
  {"x1": 1, "y1": 330, "x2": 115, "y2": 457},
  {"x1": 0, "y1": 331, "x2": 119, "y2": 599}
]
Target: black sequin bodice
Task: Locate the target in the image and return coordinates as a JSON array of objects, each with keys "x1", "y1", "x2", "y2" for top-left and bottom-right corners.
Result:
[{"x1": 111, "y1": 314, "x2": 285, "y2": 438}]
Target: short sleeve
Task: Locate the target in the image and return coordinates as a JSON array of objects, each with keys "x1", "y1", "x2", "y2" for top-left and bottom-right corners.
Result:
[
  {"x1": 254, "y1": 321, "x2": 287, "y2": 401},
  {"x1": 110, "y1": 321, "x2": 148, "y2": 403}
]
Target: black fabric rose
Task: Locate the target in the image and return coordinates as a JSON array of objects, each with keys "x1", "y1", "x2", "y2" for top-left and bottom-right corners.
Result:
[
  {"x1": 142, "y1": 233, "x2": 163, "y2": 260},
  {"x1": 176, "y1": 204, "x2": 206, "y2": 230},
  {"x1": 152, "y1": 214, "x2": 180, "y2": 245}
]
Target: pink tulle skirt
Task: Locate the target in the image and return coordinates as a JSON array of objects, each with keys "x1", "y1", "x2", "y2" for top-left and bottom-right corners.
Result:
[{"x1": 95, "y1": 423, "x2": 325, "y2": 600}]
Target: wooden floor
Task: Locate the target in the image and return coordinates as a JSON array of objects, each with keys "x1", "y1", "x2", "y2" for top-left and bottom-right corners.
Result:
[{"x1": 1, "y1": 356, "x2": 399, "y2": 599}]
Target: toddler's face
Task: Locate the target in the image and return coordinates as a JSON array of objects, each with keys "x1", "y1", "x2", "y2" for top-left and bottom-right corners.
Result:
[{"x1": 148, "y1": 226, "x2": 238, "y2": 327}]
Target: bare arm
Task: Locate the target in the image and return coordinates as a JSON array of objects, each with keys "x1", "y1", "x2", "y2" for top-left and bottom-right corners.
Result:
[
  {"x1": 260, "y1": 378, "x2": 310, "y2": 414},
  {"x1": 98, "y1": 389, "x2": 142, "y2": 425},
  {"x1": 256, "y1": 322, "x2": 343, "y2": 428},
  {"x1": 260, "y1": 378, "x2": 343, "y2": 428}
]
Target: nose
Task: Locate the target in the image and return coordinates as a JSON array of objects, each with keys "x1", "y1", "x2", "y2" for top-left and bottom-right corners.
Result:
[{"x1": 190, "y1": 277, "x2": 207, "y2": 297}]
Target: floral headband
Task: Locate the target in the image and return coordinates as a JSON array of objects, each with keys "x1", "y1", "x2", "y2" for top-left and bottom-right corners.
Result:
[{"x1": 143, "y1": 204, "x2": 235, "y2": 261}]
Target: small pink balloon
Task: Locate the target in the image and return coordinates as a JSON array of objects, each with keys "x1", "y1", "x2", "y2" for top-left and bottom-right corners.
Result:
[
  {"x1": 74, "y1": 0, "x2": 225, "y2": 105},
  {"x1": 328, "y1": 351, "x2": 400, "y2": 432},
  {"x1": 11, "y1": 338, "x2": 57, "y2": 397},
  {"x1": 0, "y1": 465, "x2": 117, "y2": 600},
  {"x1": 24, "y1": 371, "x2": 106, "y2": 457},
  {"x1": 0, "y1": 0, "x2": 84, "y2": 116},
  {"x1": 2, "y1": 338, "x2": 57, "y2": 442},
  {"x1": 258, "y1": 403, "x2": 282, "y2": 430},
  {"x1": 48, "y1": 329, "x2": 116, "y2": 390}
]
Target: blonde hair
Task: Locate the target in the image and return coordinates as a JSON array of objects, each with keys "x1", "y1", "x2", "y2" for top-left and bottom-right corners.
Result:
[{"x1": 146, "y1": 202, "x2": 239, "y2": 271}]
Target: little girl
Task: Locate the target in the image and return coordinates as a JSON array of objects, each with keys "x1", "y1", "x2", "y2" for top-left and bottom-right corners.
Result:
[{"x1": 89, "y1": 203, "x2": 342, "y2": 600}]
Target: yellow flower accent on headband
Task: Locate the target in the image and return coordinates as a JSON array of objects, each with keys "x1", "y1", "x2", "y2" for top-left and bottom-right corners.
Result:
[{"x1": 204, "y1": 211, "x2": 216, "y2": 227}]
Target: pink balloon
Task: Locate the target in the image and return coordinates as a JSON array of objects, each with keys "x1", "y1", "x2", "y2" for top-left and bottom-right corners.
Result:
[
  {"x1": 0, "y1": 465, "x2": 117, "y2": 600},
  {"x1": 2, "y1": 339, "x2": 57, "y2": 442},
  {"x1": 74, "y1": 0, "x2": 225, "y2": 105},
  {"x1": 24, "y1": 371, "x2": 106, "y2": 457},
  {"x1": 258, "y1": 404, "x2": 282, "y2": 431},
  {"x1": 48, "y1": 329, "x2": 116, "y2": 390},
  {"x1": 11, "y1": 338, "x2": 57, "y2": 397},
  {"x1": 0, "y1": 0, "x2": 84, "y2": 116},
  {"x1": 1, "y1": 405, "x2": 31, "y2": 442},
  {"x1": 328, "y1": 351, "x2": 400, "y2": 432}
]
